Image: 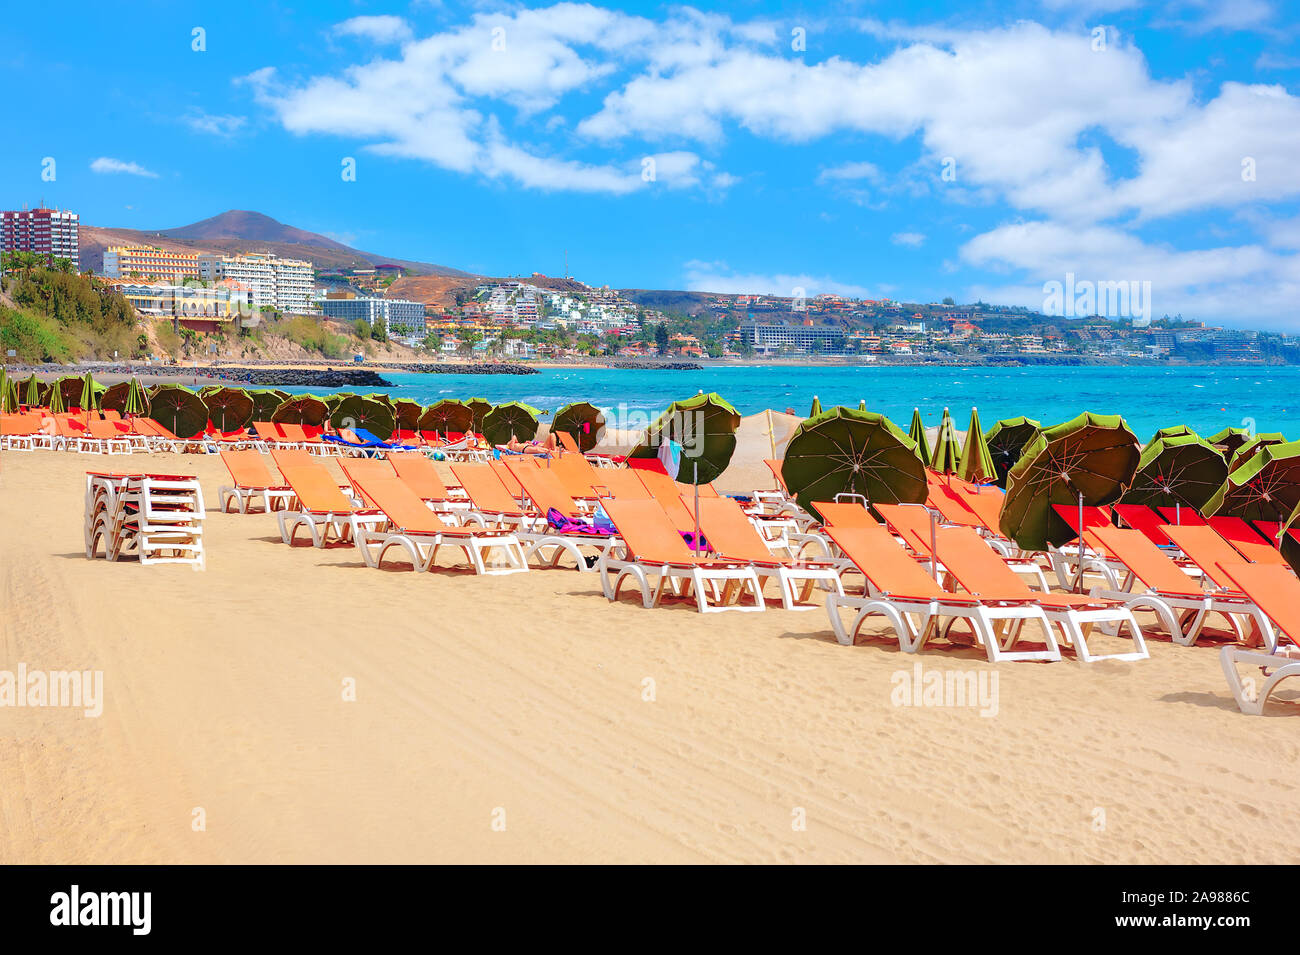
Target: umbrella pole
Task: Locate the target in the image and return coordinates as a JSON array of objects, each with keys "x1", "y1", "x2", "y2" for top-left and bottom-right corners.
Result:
[
  {"x1": 693, "y1": 460, "x2": 701, "y2": 555},
  {"x1": 929, "y1": 509, "x2": 939, "y2": 583}
]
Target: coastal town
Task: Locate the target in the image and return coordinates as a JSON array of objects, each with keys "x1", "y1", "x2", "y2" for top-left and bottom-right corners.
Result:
[{"x1": 1, "y1": 202, "x2": 1292, "y2": 366}]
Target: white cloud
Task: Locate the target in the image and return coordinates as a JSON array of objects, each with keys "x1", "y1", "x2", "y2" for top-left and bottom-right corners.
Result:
[
  {"x1": 817, "y1": 161, "x2": 881, "y2": 183},
  {"x1": 683, "y1": 260, "x2": 872, "y2": 298},
  {"x1": 89, "y1": 157, "x2": 158, "y2": 178},
  {"x1": 892, "y1": 232, "x2": 926, "y2": 247},
  {"x1": 333, "y1": 16, "x2": 413, "y2": 45},
  {"x1": 183, "y1": 109, "x2": 246, "y2": 137}
]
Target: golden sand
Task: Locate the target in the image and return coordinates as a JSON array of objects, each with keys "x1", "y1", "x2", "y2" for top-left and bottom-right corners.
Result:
[{"x1": 1, "y1": 424, "x2": 1297, "y2": 863}]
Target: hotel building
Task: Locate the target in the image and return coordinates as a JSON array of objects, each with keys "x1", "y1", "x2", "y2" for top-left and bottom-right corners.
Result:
[
  {"x1": 103, "y1": 245, "x2": 200, "y2": 281},
  {"x1": 1, "y1": 206, "x2": 79, "y2": 264},
  {"x1": 197, "y1": 252, "x2": 314, "y2": 313}
]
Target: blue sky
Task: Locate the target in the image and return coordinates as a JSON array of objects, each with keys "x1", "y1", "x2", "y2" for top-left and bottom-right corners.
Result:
[{"x1": 4, "y1": 0, "x2": 1299, "y2": 327}]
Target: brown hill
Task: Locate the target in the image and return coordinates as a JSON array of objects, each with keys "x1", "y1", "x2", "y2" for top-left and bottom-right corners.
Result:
[{"x1": 79, "y1": 210, "x2": 475, "y2": 279}]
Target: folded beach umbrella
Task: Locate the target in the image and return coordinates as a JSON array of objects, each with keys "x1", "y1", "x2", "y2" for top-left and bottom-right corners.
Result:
[
  {"x1": 466, "y1": 397, "x2": 493, "y2": 432},
  {"x1": 271, "y1": 394, "x2": 330, "y2": 427},
  {"x1": 630, "y1": 393, "x2": 741, "y2": 485},
  {"x1": 809, "y1": 396, "x2": 822, "y2": 418},
  {"x1": 782, "y1": 406, "x2": 927, "y2": 519},
  {"x1": 484, "y1": 401, "x2": 544, "y2": 447},
  {"x1": 956, "y1": 407, "x2": 996, "y2": 485},
  {"x1": 930, "y1": 407, "x2": 962, "y2": 475},
  {"x1": 393, "y1": 399, "x2": 423, "y2": 432},
  {"x1": 552, "y1": 401, "x2": 606, "y2": 452},
  {"x1": 1120, "y1": 433, "x2": 1228, "y2": 513},
  {"x1": 124, "y1": 377, "x2": 149, "y2": 417},
  {"x1": 205, "y1": 386, "x2": 255, "y2": 432},
  {"x1": 1227, "y1": 432, "x2": 1286, "y2": 473},
  {"x1": 332, "y1": 393, "x2": 396, "y2": 440},
  {"x1": 1000, "y1": 412, "x2": 1140, "y2": 551},
  {"x1": 148, "y1": 384, "x2": 209, "y2": 439},
  {"x1": 858, "y1": 399, "x2": 867, "y2": 411},
  {"x1": 984, "y1": 416, "x2": 1041, "y2": 489},
  {"x1": 419, "y1": 398, "x2": 474, "y2": 435},
  {"x1": 22, "y1": 374, "x2": 44, "y2": 408},
  {"x1": 47, "y1": 380, "x2": 66, "y2": 414},
  {"x1": 908, "y1": 408, "x2": 931, "y2": 468},
  {"x1": 1203, "y1": 439, "x2": 1300, "y2": 522},
  {"x1": 0, "y1": 372, "x2": 15, "y2": 413},
  {"x1": 247, "y1": 388, "x2": 288, "y2": 420},
  {"x1": 77, "y1": 372, "x2": 100, "y2": 413},
  {"x1": 1208, "y1": 426, "x2": 1251, "y2": 456}
]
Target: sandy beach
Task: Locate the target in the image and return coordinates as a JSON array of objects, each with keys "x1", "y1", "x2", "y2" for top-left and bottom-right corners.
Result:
[{"x1": 1, "y1": 429, "x2": 1298, "y2": 865}]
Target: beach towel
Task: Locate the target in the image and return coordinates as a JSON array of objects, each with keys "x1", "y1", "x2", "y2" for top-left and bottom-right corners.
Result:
[{"x1": 546, "y1": 507, "x2": 615, "y2": 537}]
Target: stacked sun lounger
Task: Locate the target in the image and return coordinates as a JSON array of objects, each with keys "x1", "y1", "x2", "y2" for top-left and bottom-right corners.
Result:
[{"x1": 84, "y1": 471, "x2": 206, "y2": 568}]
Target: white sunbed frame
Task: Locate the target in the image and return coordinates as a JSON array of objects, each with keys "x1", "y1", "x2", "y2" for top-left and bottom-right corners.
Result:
[
  {"x1": 1220, "y1": 645, "x2": 1300, "y2": 715},
  {"x1": 597, "y1": 550, "x2": 767, "y2": 613},
  {"x1": 350, "y1": 517, "x2": 529, "y2": 576}
]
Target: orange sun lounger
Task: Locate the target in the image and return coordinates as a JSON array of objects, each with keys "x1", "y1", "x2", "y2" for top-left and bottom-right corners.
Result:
[
  {"x1": 1217, "y1": 563, "x2": 1300, "y2": 714},
  {"x1": 276, "y1": 463, "x2": 383, "y2": 547},
  {"x1": 217, "y1": 449, "x2": 293, "y2": 513}
]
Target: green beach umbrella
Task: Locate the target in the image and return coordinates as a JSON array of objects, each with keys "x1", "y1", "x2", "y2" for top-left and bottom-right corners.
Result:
[
  {"x1": 23, "y1": 374, "x2": 43, "y2": 408},
  {"x1": 1000, "y1": 412, "x2": 1140, "y2": 552},
  {"x1": 483, "y1": 401, "x2": 544, "y2": 447},
  {"x1": 984, "y1": 416, "x2": 1042, "y2": 489},
  {"x1": 271, "y1": 394, "x2": 330, "y2": 427},
  {"x1": 1228, "y1": 432, "x2": 1286, "y2": 473},
  {"x1": 956, "y1": 407, "x2": 997, "y2": 485},
  {"x1": 1208, "y1": 427, "x2": 1251, "y2": 456},
  {"x1": 1147, "y1": 425, "x2": 1197, "y2": 445},
  {"x1": 332, "y1": 394, "x2": 396, "y2": 440},
  {"x1": 0, "y1": 372, "x2": 16, "y2": 413},
  {"x1": 808, "y1": 396, "x2": 822, "y2": 418},
  {"x1": 248, "y1": 389, "x2": 289, "y2": 420},
  {"x1": 782, "y1": 406, "x2": 927, "y2": 519},
  {"x1": 148, "y1": 384, "x2": 209, "y2": 438},
  {"x1": 858, "y1": 399, "x2": 867, "y2": 411},
  {"x1": 466, "y1": 398, "x2": 493, "y2": 432},
  {"x1": 47, "y1": 380, "x2": 66, "y2": 414},
  {"x1": 393, "y1": 399, "x2": 423, "y2": 432},
  {"x1": 124, "y1": 377, "x2": 148, "y2": 417},
  {"x1": 551, "y1": 401, "x2": 606, "y2": 453},
  {"x1": 1121, "y1": 433, "x2": 1228, "y2": 513},
  {"x1": 77, "y1": 372, "x2": 99, "y2": 412},
  {"x1": 53, "y1": 375, "x2": 87, "y2": 411},
  {"x1": 1204, "y1": 440, "x2": 1300, "y2": 523},
  {"x1": 908, "y1": 408, "x2": 931, "y2": 468},
  {"x1": 630, "y1": 393, "x2": 741, "y2": 485},
  {"x1": 931, "y1": 407, "x2": 962, "y2": 475},
  {"x1": 1278, "y1": 504, "x2": 1300, "y2": 574},
  {"x1": 100, "y1": 381, "x2": 129, "y2": 415},
  {"x1": 419, "y1": 398, "x2": 474, "y2": 435},
  {"x1": 205, "y1": 387, "x2": 255, "y2": 432}
]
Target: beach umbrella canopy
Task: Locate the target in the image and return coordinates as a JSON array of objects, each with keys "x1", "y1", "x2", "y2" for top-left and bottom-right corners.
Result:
[
  {"x1": 957, "y1": 407, "x2": 997, "y2": 485},
  {"x1": 1228, "y1": 432, "x2": 1286, "y2": 473},
  {"x1": 22, "y1": 374, "x2": 43, "y2": 407},
  {"x1": 364, "y1": 393, "x2": 396, "y2": 414},
  {"x1": 984, "y1": 416, "x2": 1042, "y2": 489},
  {"x1": 1000, "y1": 412, "x2": 1140, "y2": 551},
  {"x1": 103, "y1": 378, "x2": 148, "y2": 416},
  {"x1": 332, "y1": 394, "x2": 396, "y2": 440},
  {"x1": 205, "y1": 387, "x2": 255, "y2": 432},
  {"x1": 809, "y1": 396, "x2": 822, "y2": 418},
  {"x1": 1278, "y1": 504, "x2": 1300, "y2": 575},
  {"x1": 630, "y1": 393, "x2": 742, "y2": 485},
  {"x1": 77, "y1": 372, "x2": 100, "y2": 412},
  {"x1": 908, "y1": 408, "x2": 931, "y2": 468},
  {"x1": 419, "y1": 398, "x2": 474, "y2": 435},
  {"x1": 148, "y1": 384, "x2": 209, "y2": 439},
  {"x1": 782, "y1": 406, "x2": 928, "y2": 519},
  {"x1": 551, "y1": 401, "x2": 606, "y2": 452},
  {"x1": 466, "y1": 398, "x2": 493, "y2": 432},
  {"x1": 1147, "y1": 424, "x2": 1197, "y2": 445},
  {"x1": 1204, "y1": 439, "x2": 1300, "y2": 522},
  {"x1": 1121, "y1": 433, "x2": 1228, "y2": 513},
  {"x1": 47, "y1": 380, "x2": 66, "y2": 414},
  {"x1": 931, "y1": 407, "x2": 962, "y2": 475},
  {"x1": 1208, "y1": 426, "x2": 1251, "y2": 456},
  {"x1": 1, "y1": 373, "x2": 17, "y2": 413},
  {"x1": 248, "y1": 388, "x2": 288, "y2": 420},
  {"x1": 271, "y1": 394, "x2": 330, "y2": 427},
  {"x1": 393, "y1": 399, "x2": 423, "y2": 432},
  {"x1": 483, "y1": 401, "x2": 544, "y2": 447}
]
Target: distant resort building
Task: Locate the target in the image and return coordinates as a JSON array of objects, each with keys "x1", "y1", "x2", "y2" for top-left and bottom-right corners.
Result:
[
  {"x1": 103, "y1": 245, "x2": 200, "y2": 281},
  {"x1": 1, "y1": 204, "x2": 79, "y2": 264},
  {"x1": 102, "y1": 277, "x2": 252, "y2": 332},
  {"x1": 739, "y1": 320, "x2": 846, "y2": 354},
  {"x1": 318, "y1": 291, "x2": 426, "y2": 340},
  {"x1": 198, "y1": 251, "x2": 314, "y2": 313}
]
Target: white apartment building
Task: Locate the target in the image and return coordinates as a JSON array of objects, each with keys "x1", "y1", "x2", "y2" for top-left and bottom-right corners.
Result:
[{"x1": 197, "y1": 252, "x2": 314, "y2": 312}]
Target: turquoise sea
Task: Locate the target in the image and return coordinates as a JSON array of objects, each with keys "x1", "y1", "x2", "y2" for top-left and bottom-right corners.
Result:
[{"x1": 281, "y1": 364, "x2": 1299, "y2": 440}]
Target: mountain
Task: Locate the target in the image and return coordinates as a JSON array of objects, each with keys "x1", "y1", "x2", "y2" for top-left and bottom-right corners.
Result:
[{"x1": 79, "y1": 210, "x2": 475, "y2": 279}]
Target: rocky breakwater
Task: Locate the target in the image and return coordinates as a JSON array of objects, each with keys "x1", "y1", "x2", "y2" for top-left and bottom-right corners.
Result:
[{"x1": 203, "y1": 367, "x2": 394, "y2": 387}]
